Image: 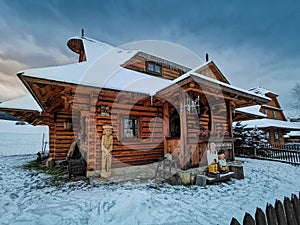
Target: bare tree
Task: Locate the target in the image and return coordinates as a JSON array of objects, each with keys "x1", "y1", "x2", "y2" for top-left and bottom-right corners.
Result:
[{"x1": 291, "y1": 82, "x2": 300, "y2": 117}]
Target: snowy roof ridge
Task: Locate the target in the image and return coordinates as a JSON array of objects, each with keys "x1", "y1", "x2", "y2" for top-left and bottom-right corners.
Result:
[
  {"x1": 248, "y1": 86, "x2": 279, "y2": 97},
  {"x1": 168, "y1": 69, "x2": 271, "y2": 102}
]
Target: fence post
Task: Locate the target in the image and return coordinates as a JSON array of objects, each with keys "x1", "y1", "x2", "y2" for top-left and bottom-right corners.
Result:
[
  {"x1": 275, "y1": 199, "x2": 287, "y2": 225},
  {"x1": 291, "y1": 194, "x2": 300, "y2": 225},
  {"x1": 243, "y1": 213, "x2": 255, "y2": 225},
  {"x1": 230, "y1": 217, "x2": 241, "y2": 225},
  {"x1": 284, "y1": 197, "x2": 297, "y2": 225},
  {"x1": 266, "y1": 203, "x2": 279, "y2": 225},
  {"x1": 255, "y1": 207, "x2": 267, "y2": 225}
]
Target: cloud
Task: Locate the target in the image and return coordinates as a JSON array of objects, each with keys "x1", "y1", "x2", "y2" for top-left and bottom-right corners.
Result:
[{"x1": 0, "y1": 73, "x2": 26, "y2": 102}]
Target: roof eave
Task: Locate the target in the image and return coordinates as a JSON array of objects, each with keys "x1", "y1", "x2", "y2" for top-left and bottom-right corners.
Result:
[{"x1": 17, "y1": 72, "x2": 46, "y2": 112}]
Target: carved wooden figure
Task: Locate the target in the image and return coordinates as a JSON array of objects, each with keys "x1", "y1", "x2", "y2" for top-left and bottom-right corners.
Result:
[{"x1": 101, "y1": 125, "x2": 113, "y2": 178}]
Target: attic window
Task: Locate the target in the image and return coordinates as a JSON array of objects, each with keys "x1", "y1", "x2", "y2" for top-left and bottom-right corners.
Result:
[
  {"x1": 273, "y1": 111, "x2": 277, "y2": 119},
  {"x1": 265, "y1": 109, "x2": 268, "y2": 116},
  {"x1": 147, "y1": 62, "x2": 162, "y2": 75}
]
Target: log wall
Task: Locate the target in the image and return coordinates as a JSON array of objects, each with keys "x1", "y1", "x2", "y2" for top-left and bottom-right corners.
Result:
[{"x1": 86, "y1": 89, "x2": 165, "y2": 170}]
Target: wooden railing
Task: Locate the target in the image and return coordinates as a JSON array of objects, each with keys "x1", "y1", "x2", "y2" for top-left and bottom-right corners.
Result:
[
  {"x1": 230, "y1": 193, "x2": 300, "y2": 225},
  {"x1": 235, "y1": 146, "x2": 300, "y2": 166}
]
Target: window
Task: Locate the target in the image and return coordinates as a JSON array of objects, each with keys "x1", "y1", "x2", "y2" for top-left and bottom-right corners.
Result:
[
  {"x1": 123, "y1": 118, "x2": 139, "y2": 139},
  {"x1": 155, "y1": 64, "x2": 162, "y2": 74},
  {"x1": 274, "y1": 132, "x2": 279, "y2": 140},
  {"x1": 273, "y1": 111, "x2": 277, "y2": 119},
  {"x1": 147, "y1": 62, "x2": 154, "y2": 72},
  {"x1": 146, "y1": 62, "x2": 162, "y2": 75},
  {"x1": 169, "y1": 111, "x2": 180, "y2": 138},
  {"x1": 265, "y1": 108, "x2": 268, "y2": 116},
  {"x1": 265, "y1": 132, "x2": 270, "y2": 140}
]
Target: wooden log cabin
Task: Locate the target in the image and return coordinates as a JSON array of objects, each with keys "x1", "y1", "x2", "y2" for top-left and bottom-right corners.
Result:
[
  {"x1": 234, "y1": 87, "x2": 300, "y2": 146},
  {"x1": 1, "y1": 36, "x2": 270, "y2": 172}
]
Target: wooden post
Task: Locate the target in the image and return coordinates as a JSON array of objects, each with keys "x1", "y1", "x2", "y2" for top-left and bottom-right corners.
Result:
[
  {"x1": 230, "y1": 218, "x2": 241, "y2": 225},
  {"x1": 284, "y1": 197, "x2": 297, "y2": 225},
  {"x1": 180, "y1": 90, "x2": 187, "y2": 168},
  {"x1": 243, "y1": 213, "x2": 255, "y2": 225},
  {"x1": 163, "y1": 101, "x2": 169, "y2": 155},
  {"x1": 255, "y1": 207, "x2": 267, "y2": 225},
  {"x1": 291, "y1": 194, "x2": 300, "y2": 225},
  {"x1": 275, "y1": 199, "x2": 287, "y2": 225},
  {"x1": 228, "y1": 100, "x2": 235, "y2": 161},
  {"x1": 266, "y1": 203, "x2": 278, "y2": 225}
]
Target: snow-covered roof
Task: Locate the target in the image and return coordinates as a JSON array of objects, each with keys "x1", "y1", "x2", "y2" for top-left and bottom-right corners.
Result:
[
  {"x1": 235, "y1": 105, "x2": 267, "y2": 118},
  {"x1": 234, "y1": 119, "x2": 300, "y2": 130},
  {"x1": 262, "y1": 104, "x2": 282, "y2": 111},
  {"x1": 19, "y1": 47, "x2": 175, "y2": 96},
  {"x1": 286, "y1": 130, "x2": 300, "y2": 137},
  {"x1": 0, "y1": 94, "x2": 42, "y2": 112},
  {"x1": 165, "y1": 69, "x2": 271, "y2": 102},
  {"x1": 20, "y1": 54, "x2": 271, "y2": 103},
  {"x1": 68, "y1": 36, "x2": 114, "y2": 62},
  {"x1": 248, "y1": 87, "x2": 278, "y2": 97},
  {"x1": 120, "y1": 40, "x2": 203, "y2": 69}
]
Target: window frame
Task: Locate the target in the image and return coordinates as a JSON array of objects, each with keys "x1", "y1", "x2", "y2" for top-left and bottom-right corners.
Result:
[
  {"x1": 273, "y1": 110, "x2": 277, "y2": 119},
  {"x1": 274, "y1": 131, "x2": 279, "y2": 140},
  {"x1": 265, "y1": 108, "x2": 268, "y2": 116},
  {"x1": 146, "y1": 61, "x2": 162, "y2": 76},
  {"x1": 122, "y1": 116, "x2": 140, "y2": 140}
]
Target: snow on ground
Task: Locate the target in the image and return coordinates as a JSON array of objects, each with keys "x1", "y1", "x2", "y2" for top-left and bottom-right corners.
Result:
[{"x1": 0, "y1": 134, "x2": 300, "y2": 225}]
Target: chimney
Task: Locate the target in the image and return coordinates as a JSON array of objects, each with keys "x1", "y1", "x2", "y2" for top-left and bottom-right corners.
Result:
[
  {"x1": 81, "y1": 28, "x2": 84, "y2": 37},
  {"x1": 205, "y1": 53, "x2": 209, "y2": 62}
]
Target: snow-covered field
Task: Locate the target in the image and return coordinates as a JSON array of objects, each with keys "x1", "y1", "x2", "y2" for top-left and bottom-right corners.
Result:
[{"x1": 1, "y1": 132, "x2": 300, "y2": 225}]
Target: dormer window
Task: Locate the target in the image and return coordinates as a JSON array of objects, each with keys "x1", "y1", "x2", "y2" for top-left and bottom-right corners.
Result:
[{"x1": 146, "y1": 62, "x2": 162, "y2": 75}]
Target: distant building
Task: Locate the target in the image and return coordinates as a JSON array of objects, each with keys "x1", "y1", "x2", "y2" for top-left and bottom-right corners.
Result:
[{"x1": 234, "y1": 87, "x2": 300, "y2": 146}]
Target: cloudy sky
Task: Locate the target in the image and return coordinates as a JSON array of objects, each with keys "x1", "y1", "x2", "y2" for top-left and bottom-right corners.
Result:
[{"x1": 0, "y1": 0, "x2": 299, "y2": 116}]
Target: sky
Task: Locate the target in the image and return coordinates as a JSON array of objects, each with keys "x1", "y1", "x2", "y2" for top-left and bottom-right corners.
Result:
[{"x1": 0, "y1": 0, "x2": 299, "y2": 116}]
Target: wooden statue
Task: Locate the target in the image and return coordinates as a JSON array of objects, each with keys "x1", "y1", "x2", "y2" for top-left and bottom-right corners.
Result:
[
  {"x1": 101, "y1": 125, "x2": 113, "y2": 178},
  {"x1": 207, "y1": 142, "x2": 219, "y2": 174},
  {"x1": 218, "y1": 153, "x2": 229, "y2": 173}
]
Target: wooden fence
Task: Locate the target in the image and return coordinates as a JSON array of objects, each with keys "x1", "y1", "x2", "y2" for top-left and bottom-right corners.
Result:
[
  {"x1": 235, "y1": 146, "x2": 300, "y2": 166},
  {"x1": 230, "y1": 193, "x2": 300, "y2": 225}
]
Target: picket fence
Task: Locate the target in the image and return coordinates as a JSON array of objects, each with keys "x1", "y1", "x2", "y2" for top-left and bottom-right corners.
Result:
[{"x1": 230, "y1": 193, "x2": 300, "y2": 225}]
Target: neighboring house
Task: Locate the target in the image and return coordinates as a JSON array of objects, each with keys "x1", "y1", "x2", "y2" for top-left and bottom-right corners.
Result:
[
  {"x1": 234, "y1": 87, "x2": 300, "y2": 146},
  {"x1": 284, "y1": 130, "x2": 300, "y2": 143},
  {"x1": 0, "y1": 36, "x2": 270, "y2": 172}
]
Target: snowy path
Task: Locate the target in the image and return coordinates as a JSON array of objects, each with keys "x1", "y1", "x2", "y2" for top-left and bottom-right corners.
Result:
[{"x1": 0, "y1": 155, "x2": 300, "y2": 225}]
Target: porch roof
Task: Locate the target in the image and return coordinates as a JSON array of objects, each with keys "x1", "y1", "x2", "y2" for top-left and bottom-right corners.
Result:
[{"x1": 156, "y1": 70, "x2": 270, "y2": 106}]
